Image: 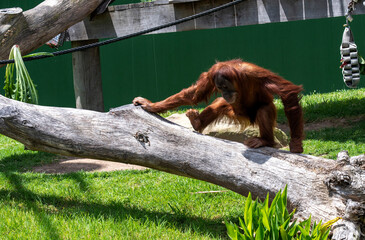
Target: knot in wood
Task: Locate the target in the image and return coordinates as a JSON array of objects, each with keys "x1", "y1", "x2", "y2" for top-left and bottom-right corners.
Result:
[
  {"x1": 134, "y1": 131, "x2": 150, "y2": 146},
  {"x1": 21, "y1": 119, "x2": 33, "y2": 128},
  {"x1": 327, "y1": 171, "x2": 352, "y2": 187},
  {"x1": 344, "y1": 199, "x2": 365, "y2": 222}
]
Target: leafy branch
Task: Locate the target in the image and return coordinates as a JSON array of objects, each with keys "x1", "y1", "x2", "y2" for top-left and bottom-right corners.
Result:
[{"x1": 3, "y1": 45, "x2": 53, "y2": 104}]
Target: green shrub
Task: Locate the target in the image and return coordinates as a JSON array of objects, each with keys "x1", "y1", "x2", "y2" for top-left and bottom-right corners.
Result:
[
  {"x1": 3, "y1": 45, "x2": 52, "y2": 104},
  {"x1": 226, "y1": 186, "x2": 339, "y2": 240}
]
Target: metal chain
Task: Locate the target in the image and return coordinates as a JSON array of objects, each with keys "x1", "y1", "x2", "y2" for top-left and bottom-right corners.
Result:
[
  {"x1": 346, "y1": 0, "x2": 359, "y2": 24},
  {"x1": 347, "y1": 0, "x2": 358, "y2": 13}
]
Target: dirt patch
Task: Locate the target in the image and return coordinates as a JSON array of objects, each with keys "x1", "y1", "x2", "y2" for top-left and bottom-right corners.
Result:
[
  {"x1": 32, "y1": 157, "x2": 147, "y2": 174},
  {"x1": 277, "y1": 114, "x2": 365, "y2": 134}
]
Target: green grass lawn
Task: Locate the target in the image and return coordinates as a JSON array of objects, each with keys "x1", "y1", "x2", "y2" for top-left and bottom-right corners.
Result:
[
  {"x1": 278, "y1": 88, "x2": 365, "y2": 159},
  {"x1": 0, "y1": 137, "x2": 245, "y2": 239},
  {"x1": 0, "y1": 88, "x2": 364, "y2": 239}
]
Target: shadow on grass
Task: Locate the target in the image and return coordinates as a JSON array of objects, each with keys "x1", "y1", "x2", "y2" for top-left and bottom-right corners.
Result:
[
  {"x1": 2, "y1": 172, "x2": 62, "y2": 240},
  {"x1": 0, "y1": 171, "x2": 232, "y2": 239},
  {"x1": 276, "y1": 95, "x2": 365, "y2": 123},
  {"x1": 0, "y1": 151, "x2": 55, "y2": 172},
  {"x1": 302, "y1": 97, "x2": 365, "y2": 122},
  {"x1": 0, "y1": 146, "x2": 233, "y2": 238},
  {"x1": 304, "y1": 121, "x2": 365, "y2": 144}
]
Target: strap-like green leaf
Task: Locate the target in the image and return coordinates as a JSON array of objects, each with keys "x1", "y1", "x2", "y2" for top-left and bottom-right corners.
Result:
[{"x1": 3, "y1": 45, "x2": 39, "y2": 104}]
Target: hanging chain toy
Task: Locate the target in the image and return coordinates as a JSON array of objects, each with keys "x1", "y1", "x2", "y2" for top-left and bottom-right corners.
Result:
[
  {"x1": 346, "y1": 0, "x2": 358, "y2": 22},
  {"x1": 340, "y1": 26, "x2": 361, "y2": 88},
  {"x1": 340, "y1": 0, "x2": 361, "y2": 88}
]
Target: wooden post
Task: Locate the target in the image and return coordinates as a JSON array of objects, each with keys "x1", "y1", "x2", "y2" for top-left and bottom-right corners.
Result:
[{"x1": 71, "y1": 40, "x2": 104, "y2": 112}]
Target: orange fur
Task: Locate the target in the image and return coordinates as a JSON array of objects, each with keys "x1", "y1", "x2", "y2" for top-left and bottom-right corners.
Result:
[{"x1": 133, "y1": 59, "x2": 304, "y2": 153}]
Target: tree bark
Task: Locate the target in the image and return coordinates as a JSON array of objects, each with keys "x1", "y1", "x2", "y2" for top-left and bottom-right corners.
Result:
[
  {"x1": 0, "y1": 94, "x2": 363, "y2": 239},
  {"x1": 0, "y1": 0, "x2": 104, "y2": 61}
]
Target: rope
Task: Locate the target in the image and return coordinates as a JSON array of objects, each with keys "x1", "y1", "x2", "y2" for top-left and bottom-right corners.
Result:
[{"x1": 0, "y1": 0, "x2": 244, "y2": 64}]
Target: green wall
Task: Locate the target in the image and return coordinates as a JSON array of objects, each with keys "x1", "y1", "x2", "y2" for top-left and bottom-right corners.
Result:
[{"x1": 0, "y1": 1, "x2": 364, "y2": 110}]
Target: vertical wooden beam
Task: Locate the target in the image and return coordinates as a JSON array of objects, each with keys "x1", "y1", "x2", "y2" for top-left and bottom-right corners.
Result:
[{"x1": 71, "y1": 40, "x2": 104, "y2": 112}]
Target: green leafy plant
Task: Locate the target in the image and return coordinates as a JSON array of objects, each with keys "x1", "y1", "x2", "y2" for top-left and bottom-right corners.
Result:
[
  {"x1": 3, "y1": 45, "x2": 52, "y2": 104},
  {"x1": 226, "y1": 186, "x2": 340, "y2": 240}
]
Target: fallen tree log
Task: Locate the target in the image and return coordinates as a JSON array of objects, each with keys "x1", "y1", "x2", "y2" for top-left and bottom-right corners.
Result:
[
  {"x1": 0, "y1": 94, "x2": 363, "y2": 239},
  {"x1": 0, "y1": 0, "x2": 104, "y2": 61}
]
